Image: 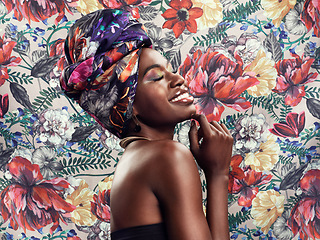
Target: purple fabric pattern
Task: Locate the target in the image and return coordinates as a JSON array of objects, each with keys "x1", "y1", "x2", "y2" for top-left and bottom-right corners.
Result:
[{"x1": 60, "y1": 9, "x2": 152, "y2": 138}]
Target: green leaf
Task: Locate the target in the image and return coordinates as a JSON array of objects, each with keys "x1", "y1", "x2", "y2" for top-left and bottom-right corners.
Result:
[
  {"x1": 223, "y1": 0, "x2": 262, "y2": 22},
  {"x1": 149, "y1": 0, "x2": 161, "y2": 6}
]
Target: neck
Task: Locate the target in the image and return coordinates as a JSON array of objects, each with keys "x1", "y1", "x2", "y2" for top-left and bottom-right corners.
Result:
[{"x1": 127, "y1": 123, "x2": 175, "y2": 141}]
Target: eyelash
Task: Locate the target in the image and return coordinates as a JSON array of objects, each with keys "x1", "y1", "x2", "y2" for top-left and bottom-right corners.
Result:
[{"x1": 152, "y1": 75, "x2": 164, "y2": 81}]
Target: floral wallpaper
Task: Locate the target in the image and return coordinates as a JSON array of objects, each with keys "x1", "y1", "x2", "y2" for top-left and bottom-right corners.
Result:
[{"x1": 0, "y1": 0, "x2": 319, "y2": 239}]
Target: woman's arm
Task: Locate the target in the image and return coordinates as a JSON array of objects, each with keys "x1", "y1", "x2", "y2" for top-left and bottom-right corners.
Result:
[
  {"x1": 149, "y1": 140, "x2": 212, "y2": 240},
  {"x1": 189, "y1": 114, "x2": 233, "y2": 240},
  {"x1": 149, "y1": 113, "x2": 232, "y2": 240}
]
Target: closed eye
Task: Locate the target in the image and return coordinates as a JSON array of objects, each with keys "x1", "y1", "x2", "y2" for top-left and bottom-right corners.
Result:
[{"x1": 152, "y1": 75, "x2": 164, "y2": 81}]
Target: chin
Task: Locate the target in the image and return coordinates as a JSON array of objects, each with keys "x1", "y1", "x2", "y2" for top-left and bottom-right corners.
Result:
[{"x1": 176, "y1": 107, "x2": 197, "y2": 123}]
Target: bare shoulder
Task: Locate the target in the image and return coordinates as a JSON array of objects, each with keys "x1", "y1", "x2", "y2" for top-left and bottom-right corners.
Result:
[
  {"x1": 139, "y1": 139, "x2": 195, "y2": 167},
  {"x1": 134, "y1": 140, "x2": 201, "y2": 193}
]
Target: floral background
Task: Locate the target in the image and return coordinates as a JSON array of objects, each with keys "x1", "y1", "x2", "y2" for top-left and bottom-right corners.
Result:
[{"x1": 0, "y1": 0, "x2": 319, "y2": 239}]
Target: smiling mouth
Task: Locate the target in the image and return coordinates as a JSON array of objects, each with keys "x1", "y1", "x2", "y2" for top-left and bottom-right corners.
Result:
[{"x1": 170, "y1": 92, "x2": 194, "y2": 103}]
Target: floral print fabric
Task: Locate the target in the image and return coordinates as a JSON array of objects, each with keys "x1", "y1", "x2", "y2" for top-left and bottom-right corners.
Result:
[{"x1": 0, "y1": 0, "x2": 319, "y2": 239}]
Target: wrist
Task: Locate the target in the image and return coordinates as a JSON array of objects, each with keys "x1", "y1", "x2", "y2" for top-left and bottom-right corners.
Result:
[{"x1": 204, "y1": 171, "x2": 229, "y2": 184}]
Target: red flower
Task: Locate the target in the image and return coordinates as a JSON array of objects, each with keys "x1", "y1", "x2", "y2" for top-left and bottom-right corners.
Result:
[
  {"x1": 231, "y1": 167, "x2": 272, "y2": 207},
  {"x1": 98, "y1": 0, "x2": 152, "y2": 19},
  {"x1": 91, "y1": 189, "x2": 111, "y2": 222},
  {"x1": 0, "y1": 157, "x2": 76, "y2": 233},
  {"x1": 179, "y1": 48, "x2": 259, "y2": 122},
  {"x1": 0, "y1": 93, "x2": 9, "y2": 118},
  {"x1": 67, "y1": 237, "x2": 81, "y2": 240},
  {"x1": 228, "y1": 155, "x2": 245, "y2": 193},
  {"x1": 270, "y1": 111, "x2": 305, "y2": 138},
  {"x1": 50, "y1": 39, "x2": 67, "y2": 72},
  {"x1": 2, "y1": 0, "x2": 77, "y2": 24},
  {"x1": 162, "y1": 0, "x2": 203, "y2": 38},
  {"x1": 288, "y1": 169, "x2": 320, "y2": 240},
  {"x1": 0, "y1": 36, "x2": 21, "y2": 86},
  {"x1": 301, "y1": 0, "x2": 320, "y2": 37},
  {"x1": 273, "y1": 53, "x2": 318, "y2": 106}
]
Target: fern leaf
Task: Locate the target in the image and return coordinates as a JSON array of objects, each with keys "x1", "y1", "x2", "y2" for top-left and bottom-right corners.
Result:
[
  {"x1": 229, "y1": 210, "x2": 252, "y2": 229},
  {"x1": 193, "y1": 24, "x2": 229, "y2": 47},
  {"x1": 223, "y1": 0, "x2": 262, "y2": 23},
  {"x1": 32, "y1": 87, "x2": 61, "y2": 112}
]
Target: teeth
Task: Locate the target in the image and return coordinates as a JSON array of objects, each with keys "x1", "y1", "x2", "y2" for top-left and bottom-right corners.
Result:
[{"x1": 170, "y1": 92, "x2": 190, "y2": 102}]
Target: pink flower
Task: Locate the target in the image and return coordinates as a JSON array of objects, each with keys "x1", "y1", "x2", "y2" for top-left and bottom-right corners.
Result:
[
  {"x1": 0, "y1": 157, "x2": 75, "y2": 233},
  {"x1": 288, "y1": 169, "x2": 320, "y2": 240},
  {"x1": 301, "y1": 0, "x2": 320, "y2": 37},
  {"x1": 179, "y1": 48, "x2": 259, "y2": 121},
  {"x1": 98, "y1": 0, "x2": 152, "y2": 19},
  {"x1": 273, "y1": 53, "x2": 318, "y2": 106},
  {"x1": 0, "y1": 93, "x2": 9, "y2": 118},
  {"x1": 2, "y1": 0, "x2": 77, "y2": 24},
  {"x1": 67, "y1": 237, "x2": 81, "y2": 240},
  {"x1": 91, "y1": 189, "x2": 111, "y2": 222},
  {"x1": 231, "y1": 167, "x2": 272, "y2": 207},
  {"x1": 0, "y1": 36, "x2": 21, "y2": 86},
  {"x1": 270, "y1": 111, "x2": 305, "y2": 138},
  {"x1": 228, "y1": 155, "x2": 245, "y2": 193}
]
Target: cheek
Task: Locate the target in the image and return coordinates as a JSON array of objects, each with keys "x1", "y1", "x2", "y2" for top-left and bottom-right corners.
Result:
[{"x1": 134, "y1": 85, "x2": 168, "y2": 115}]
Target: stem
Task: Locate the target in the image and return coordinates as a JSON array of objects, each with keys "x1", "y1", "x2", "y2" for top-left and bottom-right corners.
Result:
[
  {"x1": 73, "y1": 172, "x2": 114, "y2": 178},
  {"x1": 46, "y1": 25, "x2": 71, "y2": 55}
]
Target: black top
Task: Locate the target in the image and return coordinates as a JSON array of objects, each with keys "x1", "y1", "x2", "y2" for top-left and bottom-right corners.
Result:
[{"x1": 111, "y1": 223, "x2": 168, "y2": 240}]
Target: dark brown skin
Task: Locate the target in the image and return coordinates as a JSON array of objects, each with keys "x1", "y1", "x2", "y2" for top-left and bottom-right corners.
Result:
[{"x1": 110, "y1": 48, "x2": 233, "y2": 240}]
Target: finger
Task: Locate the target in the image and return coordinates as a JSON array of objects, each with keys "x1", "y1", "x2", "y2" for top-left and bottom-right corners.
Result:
[
  {"x1": 191, "y1": 114, "x2": 212, "y2": 138},
  {"x1": 210, "y1": 121, "x2": 225, "y2": 133},
  {"x1": 220, "y1": 123, "x2": 232, "y2": 136},
  {"x1": 189, "y1": 120, "x2": 199, "y2": 153}
]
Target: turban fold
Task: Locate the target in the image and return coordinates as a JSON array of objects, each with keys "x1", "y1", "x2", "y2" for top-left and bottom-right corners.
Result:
[{"x1": 60, "y1": 9, "x2": 152, "y2": 138}]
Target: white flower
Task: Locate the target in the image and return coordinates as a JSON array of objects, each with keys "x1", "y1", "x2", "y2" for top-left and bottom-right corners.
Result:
[
  {"x1": 49, "y1": 78, "x2": 60, "y2": 88},
  {"x1": 64, "y1": 176, "x2": 83, "y2": 197},
  {"x1": 4, "y1": 170, "x2": 12, "y2": 180},
  {"x1": 285, "y1": 2, "x2": 307, "y2": 35},
  {"x1": 177, "y1": 120, "x2": 191, "y2": 147},
  {"x1": 0, "y1": 1, "x2": 7, "y2": 16},
  {"x1": 273, "y1": 210, "x2": 294, "y2": 240},
  {"x1": 233, "y1": 114, "x2": 269, "y2": 154},
  {"x1": 32, "y1": 146, "x2": 62, "y2": 179},
  {"x1": 235, "y1": 34, "x2": 272, "y2": 67},
  {"x1": 99, "y1": 129, "x2": 122, "y2": 151},
  {"x1": 10, "y1": 148, "x2": 33, "y2": 161},
  {"x1": 33, "y1": 108, "x2": 75, "y2": 146},
  {"x1": 99, "y1": 221, "x2": 111, "y2": 240}
]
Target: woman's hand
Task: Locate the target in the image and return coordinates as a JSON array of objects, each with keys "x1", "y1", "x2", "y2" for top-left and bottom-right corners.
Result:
[{"x1": 189, "y1": 114, "x2": 233, "y2": 176}]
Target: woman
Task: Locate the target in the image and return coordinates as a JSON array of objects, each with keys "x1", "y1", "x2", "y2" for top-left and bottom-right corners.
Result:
[{"x1": 60, "y1": 9, "x2": 233, "y2": 240}]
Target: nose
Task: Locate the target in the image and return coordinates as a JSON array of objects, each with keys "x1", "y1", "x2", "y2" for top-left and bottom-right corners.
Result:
[{"x1": 168, "y1": 72, "x2": 186, "y2": 88}]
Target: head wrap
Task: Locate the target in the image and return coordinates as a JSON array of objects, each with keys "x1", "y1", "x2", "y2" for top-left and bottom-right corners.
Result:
[{"x1": 60, "y1": 9, "x2": 152, "y2": 138}]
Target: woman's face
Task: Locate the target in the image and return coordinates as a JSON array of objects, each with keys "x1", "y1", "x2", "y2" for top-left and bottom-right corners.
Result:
[{"x1": 133, "y1": 48, "x2": 196, "y2": 128}]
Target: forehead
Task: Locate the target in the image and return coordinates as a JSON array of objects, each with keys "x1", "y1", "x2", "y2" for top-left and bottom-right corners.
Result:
[{"x1": 138, "y1": 48, "x2": 168, "y2": 74}]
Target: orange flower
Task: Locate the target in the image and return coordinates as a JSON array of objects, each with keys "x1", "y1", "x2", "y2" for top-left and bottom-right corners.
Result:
[{"x1": 162, "y1": 0, "x2": 203, "y2": 38}]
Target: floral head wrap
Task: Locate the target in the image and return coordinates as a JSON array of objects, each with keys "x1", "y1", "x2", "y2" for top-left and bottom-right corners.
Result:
[{"x1": 60, "y1": 9, "x2": 152, "y2": 138}]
